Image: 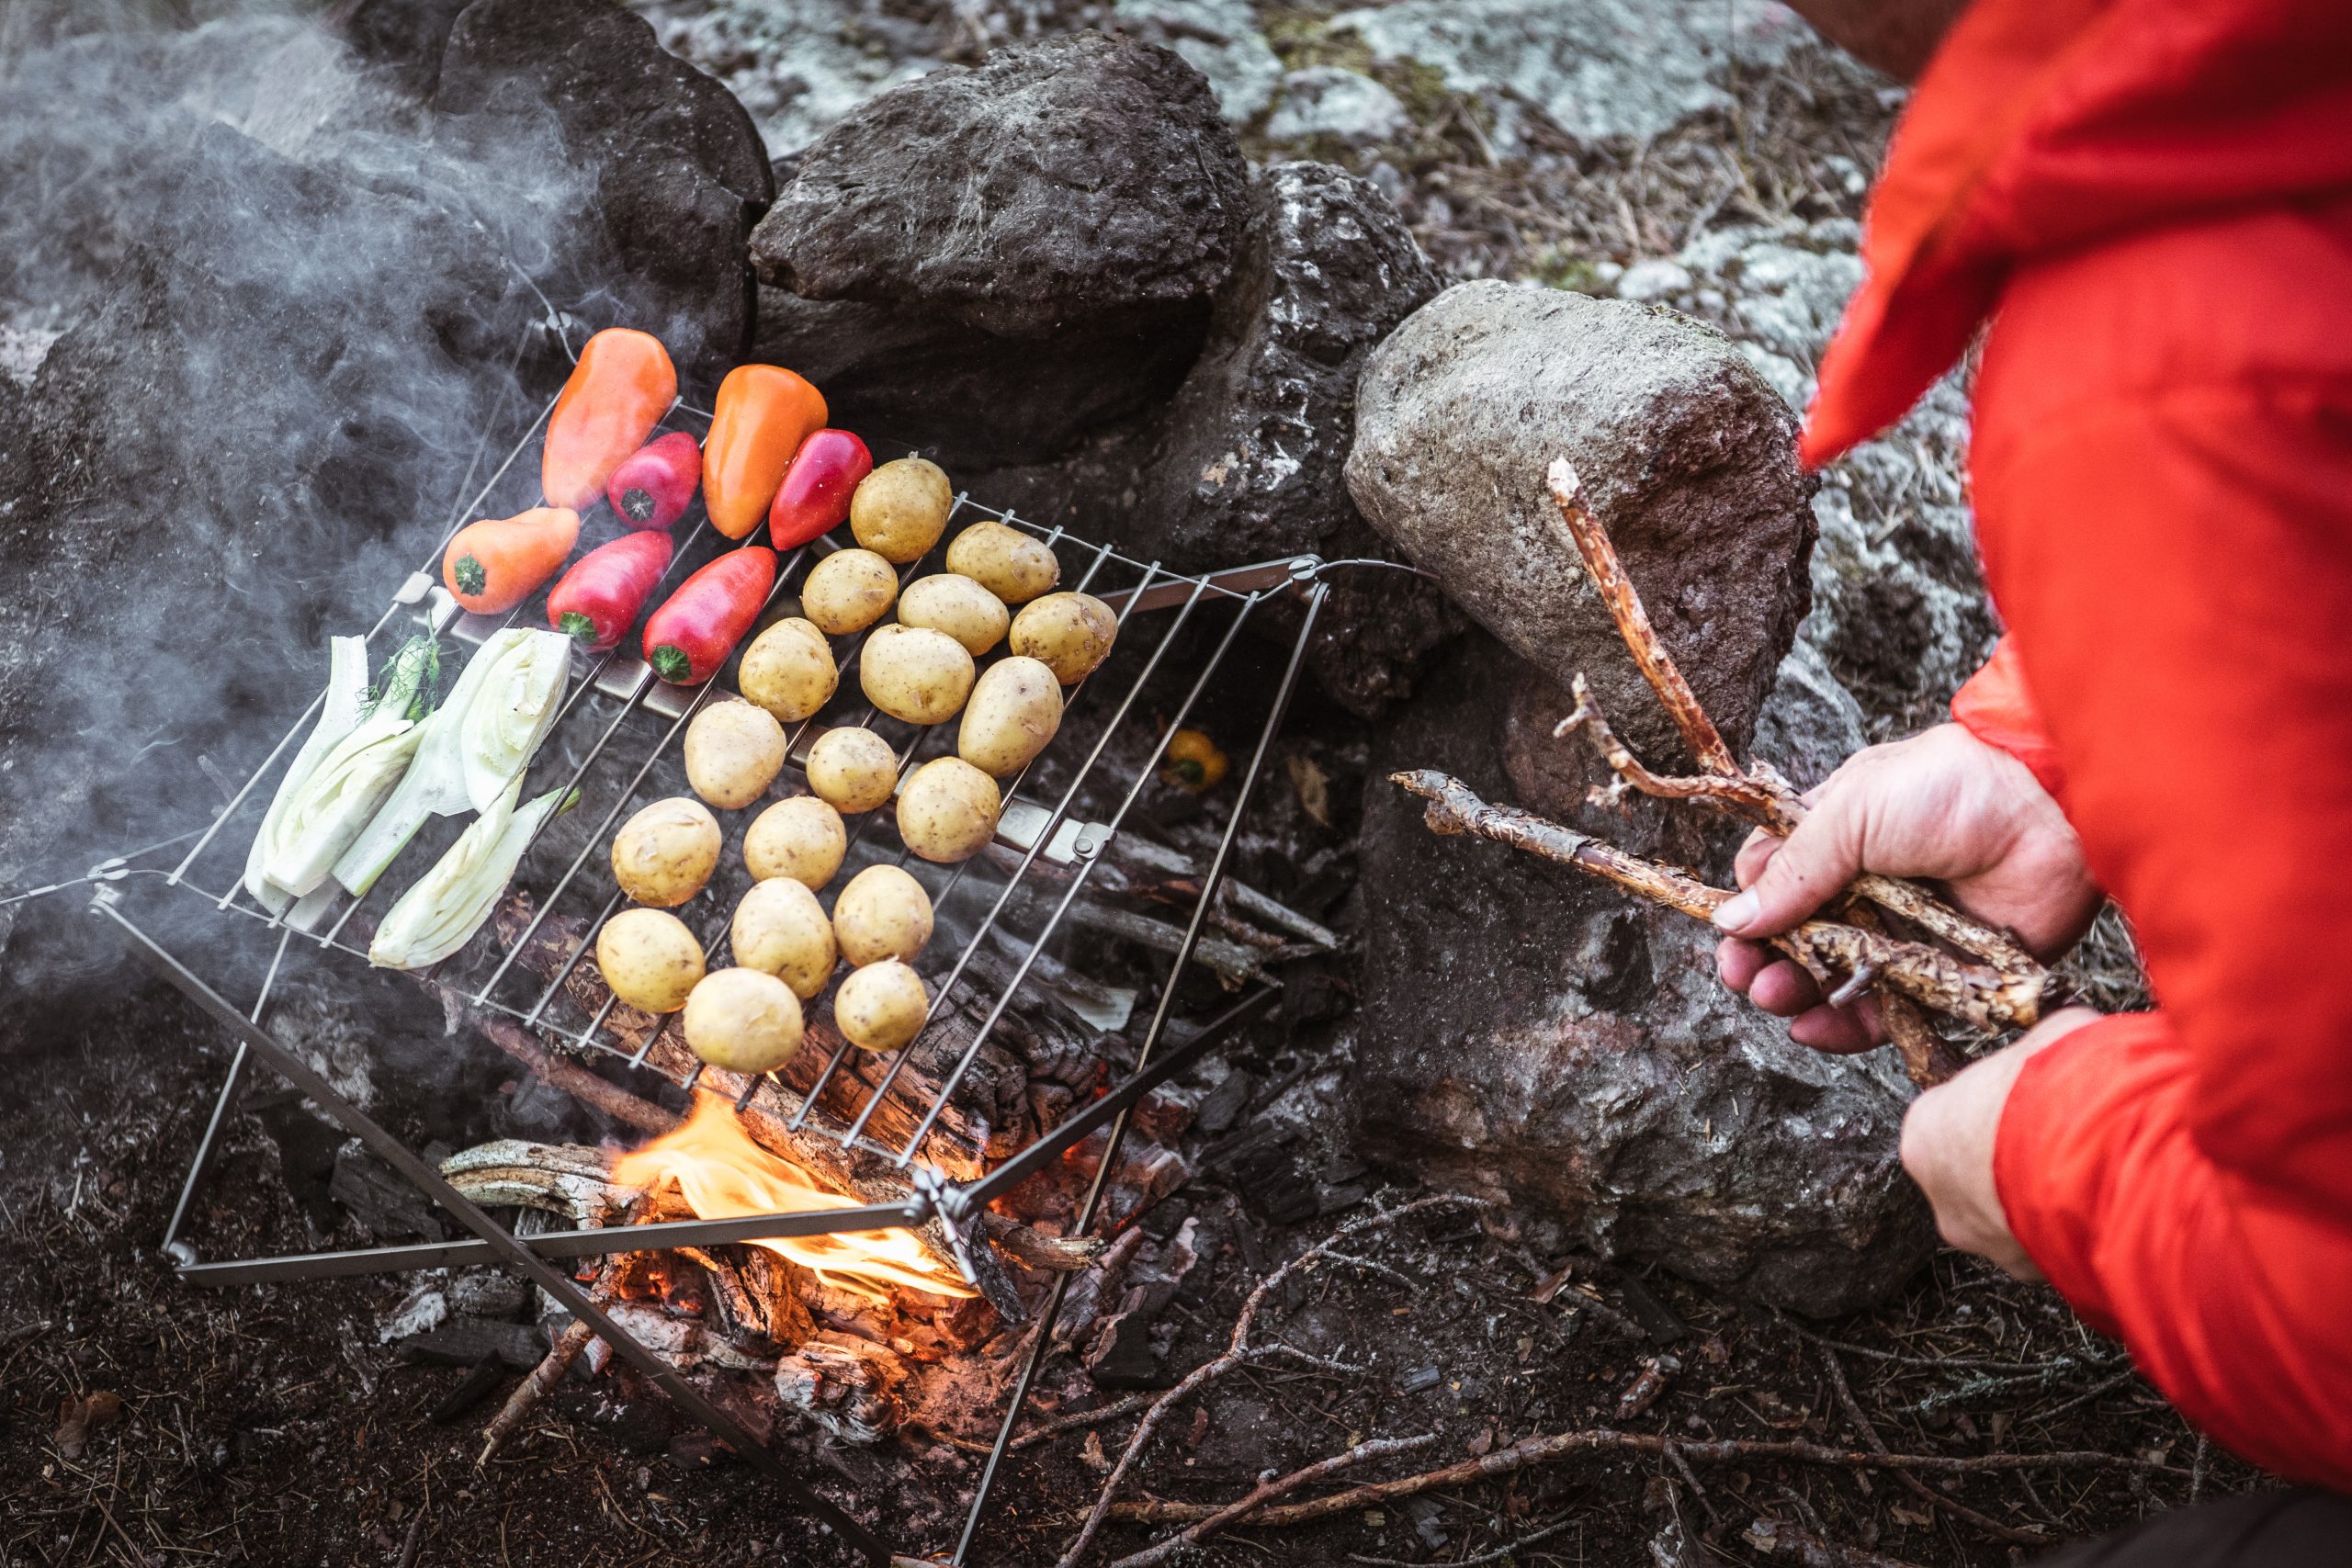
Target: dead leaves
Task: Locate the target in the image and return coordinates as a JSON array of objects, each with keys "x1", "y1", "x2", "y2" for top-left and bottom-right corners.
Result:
[{"x1": 53, "y1": 1390, "x2": 122, "y2": 1459}]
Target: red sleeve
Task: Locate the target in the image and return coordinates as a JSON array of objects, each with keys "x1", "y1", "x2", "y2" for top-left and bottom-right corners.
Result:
[
  {"x1": 1966, "y1": 202, "x2": 2352, "y2": 1489},
  {"x1": 1949, "y1": 640, "x2": 2067, "y2": 804}
]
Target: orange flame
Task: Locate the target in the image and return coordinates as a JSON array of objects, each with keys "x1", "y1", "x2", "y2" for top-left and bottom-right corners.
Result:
[{"x1": 612, "y1": 1094, "x2": 973, "y2": 1304}]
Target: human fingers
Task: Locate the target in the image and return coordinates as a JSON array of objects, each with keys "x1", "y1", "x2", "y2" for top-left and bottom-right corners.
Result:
[
  {"x1": 1746, "y1": 958, "x2": 1826, "y2": 1017},
  {"x1": 1732, "y1": 828, "x2": 1783, "y2": 890},
  {"x1": 1787, "y1": 997, "x2": 1883, "y2": 1053},
  {"x1": 1714, "y1": 937, "x2": 1774, "y2": 994},
  {"x1": 1712, "y1": 782, "x2": 1869, "y2": 938}
]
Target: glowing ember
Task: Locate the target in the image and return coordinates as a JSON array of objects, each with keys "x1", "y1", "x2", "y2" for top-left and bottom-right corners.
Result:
[{"x1": 613, "y1": 1095, "x2": 972, "y2": 1303}]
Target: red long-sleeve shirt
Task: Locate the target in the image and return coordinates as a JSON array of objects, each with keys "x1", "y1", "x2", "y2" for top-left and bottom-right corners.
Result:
[{"x1": 1804, "y1": 0, "x2": 2352, "y2": 1489}]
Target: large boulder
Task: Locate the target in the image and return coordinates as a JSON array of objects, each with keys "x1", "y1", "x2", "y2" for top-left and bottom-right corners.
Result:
[
  {"x1": 744, "y1": 31, "x2": 1248, "y2": 468},
  {"x1": 983, "y1": 161, "x2": 1458, "y2": 715},
  {"x1": 750, "y1": 32, "x2": 1250, "y2": 339},
  {"x1": 1348, "y1": 281, "x2": 1816, "y2": 761},
  {"x1": 750, "y1": 290, "x2": 1210, "y2": 472},
  {"x1": 1355, "y1": 633, "x2": 1931, "y2": 1314},
  {"x1": 425, "y1": 0, "x2": 775, "y2": 379}
]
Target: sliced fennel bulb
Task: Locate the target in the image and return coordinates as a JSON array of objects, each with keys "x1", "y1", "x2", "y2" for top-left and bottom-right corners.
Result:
[
  {"x1": 368, "y1": 777, "x2": 574, "y2": 970},
  {"x1": 243, "y1": 636, "x2": 370, "y2": 902},
  {"x1": 260, "y1": 712, "x2": 425, "y2": 895},
  {"x1": 460, "y1": 628, "x2": 569, "y2": 810},
  {"x1": 244, "y1": 635, "x2": 438, "y2": 903},
  {"x1": 333, "y1": 628, "x2": 571, "y2": 897}
]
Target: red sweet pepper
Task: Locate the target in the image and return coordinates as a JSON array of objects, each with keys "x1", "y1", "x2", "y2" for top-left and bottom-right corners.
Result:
[
  {"x1": 605, "y1": 432, "x2": 702, "y2": 532},
  {"x1": 767, "y1": 428, "x2": 875, "y2": 550},
  {"x1": 547, "y1": 531, "x2": 675, "y2": 651},
  {"x1": 642, "y1": 546, "x2": 775, "y2": 685}
]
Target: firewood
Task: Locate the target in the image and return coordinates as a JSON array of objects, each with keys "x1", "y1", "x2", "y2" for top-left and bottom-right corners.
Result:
[
  {"x1": 1392, "y1": 458, "x2": 2062, "y2": 1083},
  {"x1": 1390, "y1": 772, "x2": 2049, "y2": 1039},
  {"x1": 775, "y1": 1331, "x2": 908, "y2": 1445}
]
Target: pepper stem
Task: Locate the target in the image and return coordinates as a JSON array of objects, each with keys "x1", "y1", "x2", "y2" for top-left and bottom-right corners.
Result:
[{"x1": 649, "y1": 643, "x2": 694, "y2": 683}]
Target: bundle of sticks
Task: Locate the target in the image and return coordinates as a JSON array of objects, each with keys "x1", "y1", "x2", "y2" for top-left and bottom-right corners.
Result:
[{"x1": 1392, "y1": 458, "x2": 2062, "y2": 1088}]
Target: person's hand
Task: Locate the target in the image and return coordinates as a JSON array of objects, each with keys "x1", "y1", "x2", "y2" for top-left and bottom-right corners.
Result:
[
  {"x1": 1713, "y1": 723, "x2": 2102, "y2": 1050},
  {"x1": 1900, "y1": 1007, "x2": 2099, "y2": 1277}
]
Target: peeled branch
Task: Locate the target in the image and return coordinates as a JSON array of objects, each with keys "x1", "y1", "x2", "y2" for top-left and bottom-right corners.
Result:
[
  {"x1": 1390, "y1": 457, "x2": 2059, "y2": 1084},
  {"x1": 1389, "y1": 771, "x2": 2052, "y2": 1036}
]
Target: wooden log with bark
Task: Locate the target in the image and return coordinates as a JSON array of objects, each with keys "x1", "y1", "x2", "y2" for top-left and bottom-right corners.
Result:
[{"x1": 1392, "y1": 458, "x2": 2064, "y2": 1086}]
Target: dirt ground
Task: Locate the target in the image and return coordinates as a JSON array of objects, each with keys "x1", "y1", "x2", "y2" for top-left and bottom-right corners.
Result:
[{"x1": 0, "y1": 842, "x2": 2256, "y2": 1568}]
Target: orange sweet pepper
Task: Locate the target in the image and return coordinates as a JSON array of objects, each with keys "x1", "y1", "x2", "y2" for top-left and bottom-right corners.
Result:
[
  {"x1": 700, "y1": 364, "x2": 827, "y2": 540},
  {"x1": 541, "y1": 329, "x2": 676, "y2": 511}
]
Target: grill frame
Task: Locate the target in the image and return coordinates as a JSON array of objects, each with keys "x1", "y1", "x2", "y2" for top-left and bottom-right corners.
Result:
[{"x1": 74, "y1": 374, "x2": 1338, "y2": 1565}]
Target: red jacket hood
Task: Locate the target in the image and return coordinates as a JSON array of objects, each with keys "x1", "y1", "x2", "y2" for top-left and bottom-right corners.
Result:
[{"x1": 1802, "y1": 0, "x2": 2352, "y2": 467}]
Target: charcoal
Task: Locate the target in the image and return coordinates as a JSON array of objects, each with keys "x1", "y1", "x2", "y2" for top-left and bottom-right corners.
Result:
[
  {"x1": 1193, "y1": 1070, "x2": 1253, "y2": 1135},
  {"x1": 426, "y1": 1359, "x2": 507, "y2": 1426},
  {"x1": 393, "y1": 1316, "x2": 549, "y2": 1372},
  {"x1": 331, "y1": 1143, "x2": 447, "y2": 1244},
  {"x1": 1082, "y1": 1311, "x2": 1163, "y2": 1390}
]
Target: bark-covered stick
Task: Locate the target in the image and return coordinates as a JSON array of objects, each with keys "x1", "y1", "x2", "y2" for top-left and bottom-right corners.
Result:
[
  {"x1": 1391, "y1": 771, "x2": 2049, "y2": 1034},
  {"x1": 1545, "y1": 457, "x2": 1741, "y2": 776},
  {"x1": 1544, "y1": 459, "x2": 2048, "y2": 990}
]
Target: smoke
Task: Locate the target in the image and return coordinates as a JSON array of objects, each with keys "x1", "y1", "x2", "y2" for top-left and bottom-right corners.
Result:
[{"x1": 0, "y1": 0, "x2": 685, "y2": 1018}]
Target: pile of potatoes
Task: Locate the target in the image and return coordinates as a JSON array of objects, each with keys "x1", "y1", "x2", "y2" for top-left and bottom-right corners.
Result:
[{"x1": 593, "y1": 455, "x2": 1125, "y2": 1077}]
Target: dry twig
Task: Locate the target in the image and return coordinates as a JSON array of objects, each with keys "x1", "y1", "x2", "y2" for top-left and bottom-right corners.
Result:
[
  {"x1": 1104, "y1": 1427, "x2": 2177, "y2": 1530},
  {"x1": 1390, "y1": 457, "x2": 2059, "y2": 1082},
  {"x1": 1390, "y1": 772, "x2": 2042, "y2": 1036},
  {"x1": 1105, "y1": 1433, "x2": 1441, "y2": 1568},
  {"x1": 1054, "y1": 1194, "x2": 1487, "y2": 1568},
  {"x1": 1819, "y1": 1347, "x2": 2048, "y2": 1546}
]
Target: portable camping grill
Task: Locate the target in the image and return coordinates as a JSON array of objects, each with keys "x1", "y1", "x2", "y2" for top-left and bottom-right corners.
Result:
[{"x1": 62, "y1": 361, "x2": 1344, "y2": 1564}]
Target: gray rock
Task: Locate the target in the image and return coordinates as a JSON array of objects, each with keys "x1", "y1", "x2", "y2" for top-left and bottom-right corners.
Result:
[
  {"x1": 430, "y1": 0, "x2": 774, "y2": 379},
  {"x1": 750, "y1": 32, "x2": 1250, "y2": 340},
  {"x1": 1347, "y1": 281, "x2": 1815, "y2": 762},
  {"x1": 632, "y1": 0, "x2": 942, "y2": 158},
  {"x1": 1264, "y1": 66, "x2": 1412, "y2": 147},
  {"x1": 1751, "y1": 638, "x2": 1869, "y2": 791},
  {"x1": 1354, "y1": 635, "x2": 1931, "y2": 1314},
  {"x1": 981, "y1": 161, "x2": 1455, "y2": 716},
  {"x1": 1660, "y1": 220, "x2": 1996, "y2": 732},
  {"x1": 750, "y1": 288, "x2": 1208, "y2": 470},
  {"x1": 1329, "y1": 0, "x2": 1808, "y2": 149},
  {"x1": 1112, "y1": 0, "x2": 1285, "y2": 125}
]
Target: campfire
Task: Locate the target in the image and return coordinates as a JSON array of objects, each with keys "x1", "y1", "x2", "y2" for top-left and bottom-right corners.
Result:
[
  {"x1": 612, "y1": 1095, "x2": 974, "y2": 1303},
  {"x1": 87, "y1": 333, "x2": 1340, "y2": 1560}
]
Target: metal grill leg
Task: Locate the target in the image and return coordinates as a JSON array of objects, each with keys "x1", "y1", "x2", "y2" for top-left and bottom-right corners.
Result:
[{"x1": 94, "y1": 890, "x2": 894, "y2": 1568}]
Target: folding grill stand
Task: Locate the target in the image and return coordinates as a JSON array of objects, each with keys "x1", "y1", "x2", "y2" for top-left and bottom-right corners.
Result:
[{"x1": 62, "y1": 380, "x2": 1342, "y2": 1564}]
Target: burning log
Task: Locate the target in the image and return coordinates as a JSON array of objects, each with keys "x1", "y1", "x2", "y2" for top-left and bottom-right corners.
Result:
[{"x1": 775, "y1": 1331, "x2": 909, "y2": 1445}]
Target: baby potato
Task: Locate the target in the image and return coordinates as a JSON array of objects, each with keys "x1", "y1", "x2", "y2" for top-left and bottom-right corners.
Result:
[
  {"x1": 684, "y1": 698, "x2": 786, "y2": 809},
  {"x1": 944, "y1": 521, "x2": 1060, "y2": 604},
  {"x1": 831, "y1": 863, "x2": 933, "y2": 966},
  {"x1": 737, "y1": 617, "x2": 837, "y2": 723},
  {"x1": 1010, "y1": 592, "x2": 1119, "y2": 685},
  {"x1": 612, "y1": 796, "x2": 721, "y2": 907},
  {"x1": 849, "y1": 457, "x2": 953, "y2": 564},
  {"x1": 958, "y1": 656, "x2": 1063, "y2": 777},
  {"x1": 595, "y1": 908, "x2": 705, "y2": 1014},
  {"x1": 895, "y1": 756, "x2": 1001, "y2": 863},
  {"x1": 859, "y1": 623, "x2": 976, "y2": 727},
  {"x1": 834, "y1": 960, "x2": 930, "y2": 1053},
  {"x1": 682, "y1": 967, "x2": 804, "y2": 1074},
  {"x1": 743, "y1": 795, "x2": 847, "y2": 888},
  {"x1": 730, "y1": 878, "x2": 837, "y2": 1000},
  {"x1": 801, "y1": 548, "x2": 899, "y2": 635},
  {"x1": 896, "y1": 573, "x2": 1009, "y2": 657},
  {"x1": 805, "y1": 726, "x2": 899, "y2": 814}
]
